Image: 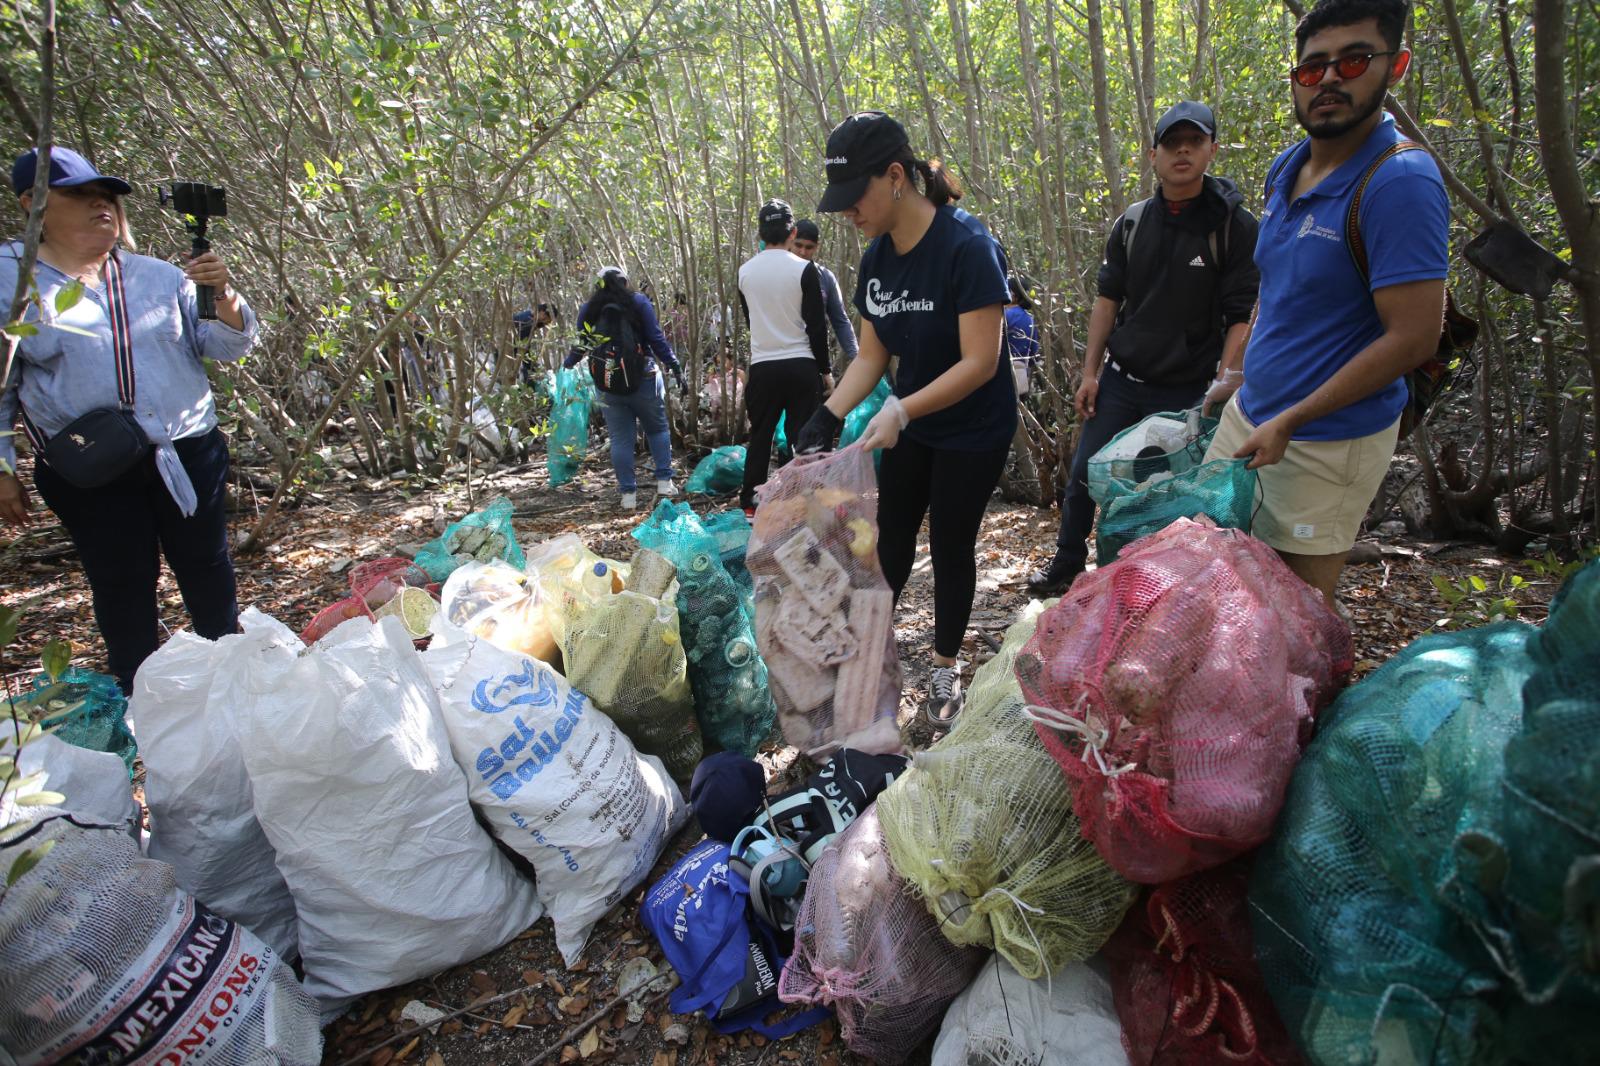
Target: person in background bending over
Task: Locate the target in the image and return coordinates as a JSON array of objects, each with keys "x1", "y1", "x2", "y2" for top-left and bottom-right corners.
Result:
[
  {"x1": 794, "y1": 111, "x2": 1014, "y2": 727},
  {"x1": 0, "y1": 146, "x2": 258, "y2": 694}
]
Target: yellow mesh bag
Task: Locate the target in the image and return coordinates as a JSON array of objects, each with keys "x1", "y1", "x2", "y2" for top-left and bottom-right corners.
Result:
[{"x1": 877, "y1": 601, "x2": 1136, "y2": 978}]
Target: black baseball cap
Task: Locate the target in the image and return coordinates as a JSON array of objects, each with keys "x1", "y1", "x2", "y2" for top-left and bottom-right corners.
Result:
[
  {"x1": 794, "y1": 218, "x2": 820, "y2": 241},
  {"x1": 757, "y1": 198, "x2": 794, "y2": 228},
  {"x1": 1153, "y1": 101, "x2": 1216, "y2": 146},
  {"x1": 11, "y1": 146, "x2": 131, "y2": 197},
  {"x1": 817, "y1": 111, "x2": 910, "y2": 213}
]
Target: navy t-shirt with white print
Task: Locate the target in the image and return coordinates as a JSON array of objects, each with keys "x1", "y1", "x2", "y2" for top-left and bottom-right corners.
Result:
[{"x1": 853, "y1": 204, "x2": 1016, "y2": 451}]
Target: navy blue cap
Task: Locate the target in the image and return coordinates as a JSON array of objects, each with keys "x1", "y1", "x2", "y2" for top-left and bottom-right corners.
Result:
[
  {"x1": 689, "y1": 752, "x2": 765, "y2": 843},
  {"x1": 1153, "y1": 101, "x2": 1216, "y2": 146},
  {"x1": 11, "y1": 147, "x2": 131, "y2": 197}
]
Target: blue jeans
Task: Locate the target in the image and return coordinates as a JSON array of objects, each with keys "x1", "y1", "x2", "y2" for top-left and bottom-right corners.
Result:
[
  {"x1": 600, "y1": 372, "x2": 672, "y2": 492},
  {"x1": 1056, "y1": 366, "x2": 1207, "y2": 559}
]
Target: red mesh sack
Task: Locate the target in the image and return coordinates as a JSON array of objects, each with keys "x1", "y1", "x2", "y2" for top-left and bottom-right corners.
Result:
[
  {"x1": 349, "y1": 557, "x2": 432, "y2": 608},
  {"x1": 1103, "y1": 863, "x2": 1304, "y2": 1066},
  {"x1": 300, "y1": 595, "x2": 369, "y2": 645},
  {"x1": 778, "y1": 806, "x2": 985, "y2": 1064},
  {"x1": 748, "y1": 445, "x2": 903, "y2": 756},
  {"x1": 1015, "y1": 519, "x2": 1351, "y2": 882}
]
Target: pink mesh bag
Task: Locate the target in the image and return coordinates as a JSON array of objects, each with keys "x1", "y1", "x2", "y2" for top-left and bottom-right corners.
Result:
[
  {"x1": 1015, "y1": 519, "x2": 1351, "y2": 882},
  {"x1": 1103, "y1": 863, "x2": 1304, "y2": 1066},
  {"x1": 778, "y1": 806, "x2": 986, "y2": 1064},
  {"x1": 747, "y1": 445, "x2": 904, "y2": 756},
  {"x1": 302, "y1": 558, "x2": 437, "y2": 645}
]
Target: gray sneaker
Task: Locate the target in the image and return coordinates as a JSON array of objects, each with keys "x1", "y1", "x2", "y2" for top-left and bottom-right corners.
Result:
[{"x1": 921, "y1": 661, "x2": 965, "y2": 730}]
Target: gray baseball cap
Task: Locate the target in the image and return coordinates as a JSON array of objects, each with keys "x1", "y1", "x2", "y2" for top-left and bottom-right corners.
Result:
[{"x1": 1153, "y1": 101, "x2": 1216, "y2": 146}]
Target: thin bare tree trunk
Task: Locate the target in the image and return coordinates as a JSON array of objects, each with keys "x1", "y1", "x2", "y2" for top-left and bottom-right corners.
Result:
[{"x1": 1086, "y1": 0, "x2": 1127, "y2": 217}]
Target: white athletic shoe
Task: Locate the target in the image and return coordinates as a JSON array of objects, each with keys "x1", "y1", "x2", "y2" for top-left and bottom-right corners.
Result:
[
  {"x1": 620, "y1": 491, "x2": 638, "y2": 510},
  {"x1": 656, "y1": 479, "x2": 677, "y2": 497}
]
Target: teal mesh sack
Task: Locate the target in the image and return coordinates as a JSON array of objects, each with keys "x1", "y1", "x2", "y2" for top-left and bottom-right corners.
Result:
[
  {"x1": 840, "y1": 377, "x2": 891, "y2": 471},
  {"x1": 1095, "y1": 457, "x2": 1256, "y2": 565},
  {"x1": 413, "y1": 495, "x2": 525, "y2": 584},
  {"x1": 685, "y1": 446, "x2": 747, "y2": 495},
  {"x1": 632, "y1": 500, "x2": 776, "y2": 755},
  {"x1": 17, "y1": 668, "x2": 137, "y2": 776},
  {"x1": 702, "y1": 510, "x2": 754, "y2": 595},
  {"x1": 1086, "y1": 408, "x2": 1217, "y2": 506},
  {"x1": 548, "y1": 366, "x2": 595, "y2": 486},
  {"x1": 1250, "y1": 561, "x2": 1600, "y2": 1066}
]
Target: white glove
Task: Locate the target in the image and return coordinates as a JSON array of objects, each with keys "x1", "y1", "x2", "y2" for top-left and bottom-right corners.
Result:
[
  {"x1": 1203, "y1": 369, "x2": 1244, "y2": 414},
  {"x1": 857, "y1": 394, "x2": 910, "y2": 452}
]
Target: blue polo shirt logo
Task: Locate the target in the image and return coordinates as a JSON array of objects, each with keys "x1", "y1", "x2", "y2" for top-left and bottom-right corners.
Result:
[{"x1": 1295, "y1": 214, "x2": 1340, "y2": 243}]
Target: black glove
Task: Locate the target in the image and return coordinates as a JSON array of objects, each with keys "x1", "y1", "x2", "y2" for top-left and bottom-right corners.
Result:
[
  {"x1": 672, "y1": 367, "x2": 687, "y2": 392},
  {"x1": 795, "y1": 406, "x2": 843, "y2": 455}
]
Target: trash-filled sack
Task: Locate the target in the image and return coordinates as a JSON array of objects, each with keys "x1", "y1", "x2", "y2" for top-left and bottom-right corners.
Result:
[
  {"x1": 2, "y1": 734, "x2": 139, "y2": 834},
  {"x1": 641, "y1": 839, "x2": 826, "y2": 1038},
  {"x1": 131, "y1": 620, "x2": 300, "y2": 960},
  {"x1": 561, "y1": 547, "x2": 703, "y2": 781},
  {"x1": 0, "y1": 812, "x2": 323, "y2": 1066},
  {"x1": 547, "y1": 366, "x2": 595, "y2": 487},
  {"x1": 685, "y1": 445, "x2": 747, "y2": 495},
  {"x1": 414, "y1": 495, "x2": 525, "y2": 584},
  {"x1": 879, "y1": 601, "x2": 1135, "y2": 978},
  {"x1": 1105, "y1": 863, "x2": 1303, "y2": 1066},
  {"x1": 778, "y1": 805, "x2": 987, "y2": 1064},
  {"x1": 931, "y1": 956, "x2": 1127, "y2": 1066},
  {"x1": 524, "y1": 532, "x2": 627, "y2": 649},
  {"x1": 302, "y1": 558, "x2": 439, "y2": 645},
  {"x1": 225, "y1": 614, "x2": 543, "y2": 1011},
  {"x1": 1250, "y1": 561, "x2": 1600, "y2": 1066},
  {"x1": 1095, "y1": 457, "x2": 1258, "y2": 565},
  {"x1": 12, "y1": 666, "x2": 136, "y2": 774},
  {"x1": 1086, "y1": 407, "x2": 1217, "y2": 506},
  {"x1": 702, "y1": 508, "x2": 755, "y2": 592},
  {"x1": 439, "y1": 559, "x2": 562, "y2": 666},
  {"x1": 1017, "y1": 518, "x2": 1351, "y2": 883},
  {"x1": 423, "y1": 634, "x2": 688, "y2": 966},
  {"x1": 633, "y1": 501, "x2": 777, "y2": 756},
  {"x1": 746, "y1": 445, "x2": 904, "y2": 756}
]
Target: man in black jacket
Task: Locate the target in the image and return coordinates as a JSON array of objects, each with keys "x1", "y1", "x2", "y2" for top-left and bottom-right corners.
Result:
[{"x1": 1028, "y1": 101, "x2": 1261, "y2": 595}]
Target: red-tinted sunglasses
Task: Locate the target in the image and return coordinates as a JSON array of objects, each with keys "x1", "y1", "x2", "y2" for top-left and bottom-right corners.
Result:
[{"x1": 1290, "y1": 50, "x2": 1398, "y2": 87}]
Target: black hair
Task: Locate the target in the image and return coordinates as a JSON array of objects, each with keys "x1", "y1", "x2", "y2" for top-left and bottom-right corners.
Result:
[
  {"x1": 1007, "y1": 274, "x2": 1035, "y2": 312},
  {"x1": 876, "y1": 147, "x2": 963, "y2": 207},
  {"x1": 794, "y1": 219, "x2": 821, "y2": 242},
  {"x1": 589, "y1": 269, "x2": 642, "y2": 328},
  {"x1": 1295, "y1": 0, "x2": 1408, "y2": 56},
  {"x1": 758, "y1": 217, "x2": 794, "y2": 245}
]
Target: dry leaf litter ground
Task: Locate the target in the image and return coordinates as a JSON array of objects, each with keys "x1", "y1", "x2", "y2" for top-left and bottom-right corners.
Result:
[{"x1": 0, "y1": 445, "x2": 1564, "y2": 1066}]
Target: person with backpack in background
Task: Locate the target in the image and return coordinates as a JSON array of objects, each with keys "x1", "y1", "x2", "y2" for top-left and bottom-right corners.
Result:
[
  {"x1": 1005, "y1": 274, "x2": 1039, "y2": 397},
  {"x1": 1026, "y1": 100, "x2": 1260, "y2": 597},
  {"x1": 564, "y1": 266, "x2": 687, "y2": 510},
  {"x1": 736, "y1": 198, "x2": 834, "y2": 516},
  {"x1": 790, "y1": 218, "x2": 858, "y2": 368},
  {"x1": 1204, "y1": 0, "x2": 1449, "y2": 609},
  {"x1": 793, "y1": 111, "x2": 1015, "y2": 726}
]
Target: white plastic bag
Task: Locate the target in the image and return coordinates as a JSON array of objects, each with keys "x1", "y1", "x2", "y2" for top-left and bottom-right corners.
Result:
[
  {"x1": 438, "y1": 559, "x2": 561, "y2": 665},
  {"x1": 225, "y1": 615, "x2": 543, "y2": 1012},
  {"x1": 422, "y1": 634, "x2": 688, "y2": 966},
  {"x1": 2, "y1": 734, "x2": 139, "y2": 836},
  {"x1": 130, "y1": 614, "x2": 299, "y2": 959},
  {"x1": 932, "y1": 956, "x2": 1127, "y2": 1066},
  {"x1": 0, "y1": 812, "x2": 322, "y2": 1066}
]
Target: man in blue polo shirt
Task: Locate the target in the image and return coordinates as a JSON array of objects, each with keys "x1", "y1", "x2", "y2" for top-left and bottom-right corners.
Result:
[{"x1": 1205, "y1": 0, "x2": 1449, "y2": 607}]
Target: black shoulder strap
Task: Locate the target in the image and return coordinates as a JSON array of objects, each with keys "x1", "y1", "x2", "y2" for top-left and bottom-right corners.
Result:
[{"x1": 1346, "y1": 141, "x2": 1427, "y2": 285}]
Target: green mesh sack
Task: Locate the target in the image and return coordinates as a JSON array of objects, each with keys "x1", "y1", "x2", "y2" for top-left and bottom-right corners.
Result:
[
  {"x1": 685, "y1": 446, "x2": 746, "y2": 495},
  {"x1": 1249, "y1": 562, "x2": 1600, "y2": 1066},
  {"x1": 1095, "y1": 457, "x2": 1256, "y2": 565},
  {"x1": 632, "y1": 500, "x2": 776, "y2": 756},
  {"x1": 701, "y1": 509, "x2": 754, "y2": 595},
  {"x1": 877, "y1": 602, "x2": 1136, "y2": 979},
  {"x1": 17, "y1": 668, "x2": 137, "y2": 776},
  {"x1": 548, "y1": 366, "x2": 594, "y2": 487},
  {"x1": 1086, "y1": 408, "x2": 1217, "y2": 506},
  {"x1": 413, "y1": 495, "x2": 526, "y2": 583},
  {"x1": 840, "y1": 376, "x2": 891, "y2": 471}
]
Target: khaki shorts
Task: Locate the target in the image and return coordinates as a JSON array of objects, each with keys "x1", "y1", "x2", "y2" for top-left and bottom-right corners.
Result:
[{"x1": 1205, "y1": 396, "x2": 1399, "y2": 555}]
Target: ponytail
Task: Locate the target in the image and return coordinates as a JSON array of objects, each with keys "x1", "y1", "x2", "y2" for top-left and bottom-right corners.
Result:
[{"x1": 881, "y1": 148, "x2": 964, "y2": 207}]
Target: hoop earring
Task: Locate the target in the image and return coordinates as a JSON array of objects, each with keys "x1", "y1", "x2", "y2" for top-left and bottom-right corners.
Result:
[{"x1": 892, "y1": 184, "x2": 902, "y2": 201}]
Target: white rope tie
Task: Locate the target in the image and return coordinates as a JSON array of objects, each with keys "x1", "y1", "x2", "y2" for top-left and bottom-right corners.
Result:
[
  {"x1": 981, "y1": 885, "x2": 1053, "y2": 997},
  {"x1": 1023, "y1": 699, "x2": 1137, "y2": 778}
]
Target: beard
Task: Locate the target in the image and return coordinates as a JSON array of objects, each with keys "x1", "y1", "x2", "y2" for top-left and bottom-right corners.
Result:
[{"x1": 1295, "y1": 79, "x2": 1387, "y2": 138}]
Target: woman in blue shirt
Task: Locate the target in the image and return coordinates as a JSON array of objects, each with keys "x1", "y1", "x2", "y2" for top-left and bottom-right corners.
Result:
[
  {"x1": 0, "y1": 147, "x2": 259, "y2": 693},
  {"x1": 796, "y1": 112, "x2": 1016, "y2": 726},
  {"x1": 1004, "y1": 274, "x2": 1039, "y2": 396}
]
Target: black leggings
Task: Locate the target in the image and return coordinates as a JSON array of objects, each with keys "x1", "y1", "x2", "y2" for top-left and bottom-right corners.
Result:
[
  {"x1": 742, "y1": 357, "x2": 822, "y2": 509},
  {"x1": 876, "y1": 434, "x2": 1010, "y2": 659}
]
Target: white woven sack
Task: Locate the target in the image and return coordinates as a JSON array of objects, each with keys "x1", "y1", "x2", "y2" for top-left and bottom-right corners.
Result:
[
  {"x1": 129, "y1": 612, "x2": 299, "y2": 959},
  {"x1": 225, "y1": 614, "x2": 543, "y2": 1014},
  {"x1": 422, "y1": 634, "x2": 688, "y2": 966},
  {"x1": 932, "y1": 955, "x2": 1128, "y2": 1066},
  {"x1": 2, "y1": 734, "x2": 139, "y2": 836}
]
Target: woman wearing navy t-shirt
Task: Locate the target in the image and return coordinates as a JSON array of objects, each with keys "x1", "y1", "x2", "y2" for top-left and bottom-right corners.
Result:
[{"x1": 796, "y1": 111, "x2": 1016, "y2": 725}]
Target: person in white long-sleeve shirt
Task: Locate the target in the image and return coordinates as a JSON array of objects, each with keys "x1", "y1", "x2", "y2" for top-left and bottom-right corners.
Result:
[{"x1": 735, "y1": 198, "x2": 834, "y2": 514}]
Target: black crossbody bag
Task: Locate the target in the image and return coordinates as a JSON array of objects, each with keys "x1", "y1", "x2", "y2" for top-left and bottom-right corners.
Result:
[{"x1": 18, "y1": 251, "x2": 152, "y2": 488}]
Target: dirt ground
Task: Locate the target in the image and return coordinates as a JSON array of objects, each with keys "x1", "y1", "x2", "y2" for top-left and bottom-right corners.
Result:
[{"x1": 0, "y1": 444, "x2": 1566, "y2": 1066}]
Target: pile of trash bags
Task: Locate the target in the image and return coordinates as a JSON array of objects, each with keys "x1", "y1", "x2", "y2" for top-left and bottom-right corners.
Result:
[
  {"x1": 747, "y1": 445, "x2": 903, "y2": 756},
  {"x1": 685, "y1": 445, "x2": 746, "y2": 495}
]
